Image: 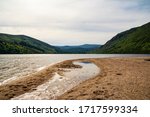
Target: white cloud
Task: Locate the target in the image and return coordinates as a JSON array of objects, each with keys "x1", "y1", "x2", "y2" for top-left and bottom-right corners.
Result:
[{"x1": 0, "y1": 0, "x2": 150, "y2": 45}]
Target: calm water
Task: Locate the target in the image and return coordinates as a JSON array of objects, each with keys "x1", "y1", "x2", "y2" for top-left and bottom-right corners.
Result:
[
  {"x1": 13, "y1": 61, "x2": 100, "y2": 99},
  {"x1": 0, "y1": 54, "x2": 149, "y2": 82}
]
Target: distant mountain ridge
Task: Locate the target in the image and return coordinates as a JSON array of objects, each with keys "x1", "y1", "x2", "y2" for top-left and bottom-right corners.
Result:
[
  {"x1": 91, "y1": 22, "x2": 150, "y2": 54},
  {"x1": 0, "y1": 33, "x2": 56, "y2": 54},
  {"x1": 0, "y1": 33, "x2": 100, "y2": 54},
  {"x1": 1, "y1": 22, "x2": 149, "y2": 54},
  {"x1": 55, "y1": 44, "x2": 100, "y2": 53}
]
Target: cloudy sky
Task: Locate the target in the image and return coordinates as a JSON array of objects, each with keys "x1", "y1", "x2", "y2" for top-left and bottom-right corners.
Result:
[{"x1": 0, "y1": 0, "x2": 150, "y2": 45}]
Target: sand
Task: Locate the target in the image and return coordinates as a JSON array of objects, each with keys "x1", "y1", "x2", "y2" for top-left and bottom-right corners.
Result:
[
  {"x1": 58, "y1": 57, "x2": 150, "y2": 100},
  {"x1": 12, "y1": 61, "x2": 99, "y2": 100},
  {"x1": 0, "y1": 57, "x2": 150, "y2": 100},
  {"x1": 0, "y1": 60, "x2": 81, "y2": 100}
]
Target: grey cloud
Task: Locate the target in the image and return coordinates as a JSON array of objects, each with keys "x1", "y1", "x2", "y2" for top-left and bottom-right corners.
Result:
[
  {"x1": 0, "y1": 0, "x2": 150, "y2": 45},
  {"x1": 109, "y1": 0, "x2": 150, "y2": 11}
]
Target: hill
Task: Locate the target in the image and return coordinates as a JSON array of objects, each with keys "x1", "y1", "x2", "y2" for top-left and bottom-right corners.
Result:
[
  {"x1": 0, "y1": 33, "x2": 56, "y2": 54},
  {"x1": 55, "y1": 44, "x2": 100, "y2": 54},
  {"x1": 91, "y1": 22, "x2": 150, "y2": 54}
]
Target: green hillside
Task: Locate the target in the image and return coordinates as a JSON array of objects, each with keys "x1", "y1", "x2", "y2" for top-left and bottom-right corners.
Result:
[
  {"x1": 0, "y1": 33, "x2": 56, "y2": 54},
  {"x1": 91, "y1": 22, "x2": 150, "y2": 54},
  {"x1": 55, "y1": 44, "x2": 100, "y2": 54}
]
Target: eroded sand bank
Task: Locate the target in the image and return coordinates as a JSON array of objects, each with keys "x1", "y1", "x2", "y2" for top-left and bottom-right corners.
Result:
[
  {"x1": 0, "y1": 57, "x2": 150, "y2": 100},
  {"x1": 12, "y1": 61, "x2": 100, "y2": 100},
  {"x1": 58, "y1": 57, "x2": 150, "y2": 100},
  {"x1": 0, "y1": 60, "x2": 99, "y2": 100}
]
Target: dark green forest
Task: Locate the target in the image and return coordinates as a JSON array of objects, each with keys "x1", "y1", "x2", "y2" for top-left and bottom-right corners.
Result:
[
  {"x1": 0, "y1": 34, "x2": 56, "y2": 54},
  {"x1": 0, "y1": 22, "x2": 150, "y2": 54},
  {"x1": 91, "y1": 22, "x2": 150, "y2": 54}
]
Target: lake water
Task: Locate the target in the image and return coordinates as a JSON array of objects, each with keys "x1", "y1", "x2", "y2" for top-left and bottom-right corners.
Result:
[
  {"x1": 13, "y1": 61, "x2": 100, "y2": 99},
  {"x1": 0, "y1": 54, "x2": 149, "y2": 83}
]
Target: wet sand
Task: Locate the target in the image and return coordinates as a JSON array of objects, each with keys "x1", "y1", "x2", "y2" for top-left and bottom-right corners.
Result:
[
  {"x1": 12, "y1": 61, "x2": 99, "y2": 100},
  {"x1": 0, "y1": 60, "x2": 81, "y2": 100},
  {"x1": 58, "y1": 57, "x2": 150, "y2": 100},
  {"x1": 0, "y1": 57, "x2": 150, "y2": 100}
]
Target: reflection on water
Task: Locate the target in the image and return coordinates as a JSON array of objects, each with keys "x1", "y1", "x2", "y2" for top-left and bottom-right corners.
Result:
[
  {"x1": 0, "y1": 54, "x2": 149, "y2": 82},
  {"x1": 13, "y1": 61, "x2": 100, "y2": 100},
  {"x1": 80, "y1": 61, "x2": 92, "y2": 64}
]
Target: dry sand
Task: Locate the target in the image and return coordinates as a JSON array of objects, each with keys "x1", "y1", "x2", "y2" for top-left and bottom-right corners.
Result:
[
  {"x1": 0, "y1": 57, "x2": 150, "y2": 100},
  {"x1": 58, "y1": 57, "x2": 150, "y2": 100},
  {"x1": 0, "y1": 60, "x2": 81, "y2": 100}
]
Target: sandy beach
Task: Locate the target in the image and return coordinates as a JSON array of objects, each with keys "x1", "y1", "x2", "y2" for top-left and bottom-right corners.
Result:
[
  {"x1": 0, "y1": 57, "x2": 150, "y2": 100},
  {"x1": 0, "y1": 60, "x2": 81, "y2": 99},
  {"x1": 58, "y1": 57, "x2": 150, "y2": 100}
]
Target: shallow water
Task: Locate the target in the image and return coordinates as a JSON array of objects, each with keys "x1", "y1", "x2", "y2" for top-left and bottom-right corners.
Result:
[
  {"x1": 12, "y1": 61, "x2": 100, "y2": 100},
  {"x1": 0, "y1": 54, "x2": 149, "y2": 82}
]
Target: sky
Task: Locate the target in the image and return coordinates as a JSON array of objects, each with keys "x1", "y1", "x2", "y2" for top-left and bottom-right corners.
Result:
[{"x1": 0, "y1": 0, "x2": 150, "y2": 45}]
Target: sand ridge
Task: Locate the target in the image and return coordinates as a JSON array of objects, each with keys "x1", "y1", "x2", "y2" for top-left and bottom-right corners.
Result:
[
  {"x1": 0, "y1": 60, "x2": 82, "y2": 100},
  {"x1": 0, "y1": 57, "x2": 150, "y2": 100},
  {"x1": 58, "y1": 57, "x2": 150, "y2": 100}
]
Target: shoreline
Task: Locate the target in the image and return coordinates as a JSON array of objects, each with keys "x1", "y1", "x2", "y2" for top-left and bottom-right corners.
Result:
[
  {"x1": 58, "y1": 57, "x2": 150, "y2": 100},
  {"x1": 0, "y1": 60, "x2": 82, "y2": 99},
  {"x1": 12, "y1": 61, "x2": 100, "y2": 100},
  {"x1": 0, "y1": 57, "x2": 150, "y2": 100}
]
